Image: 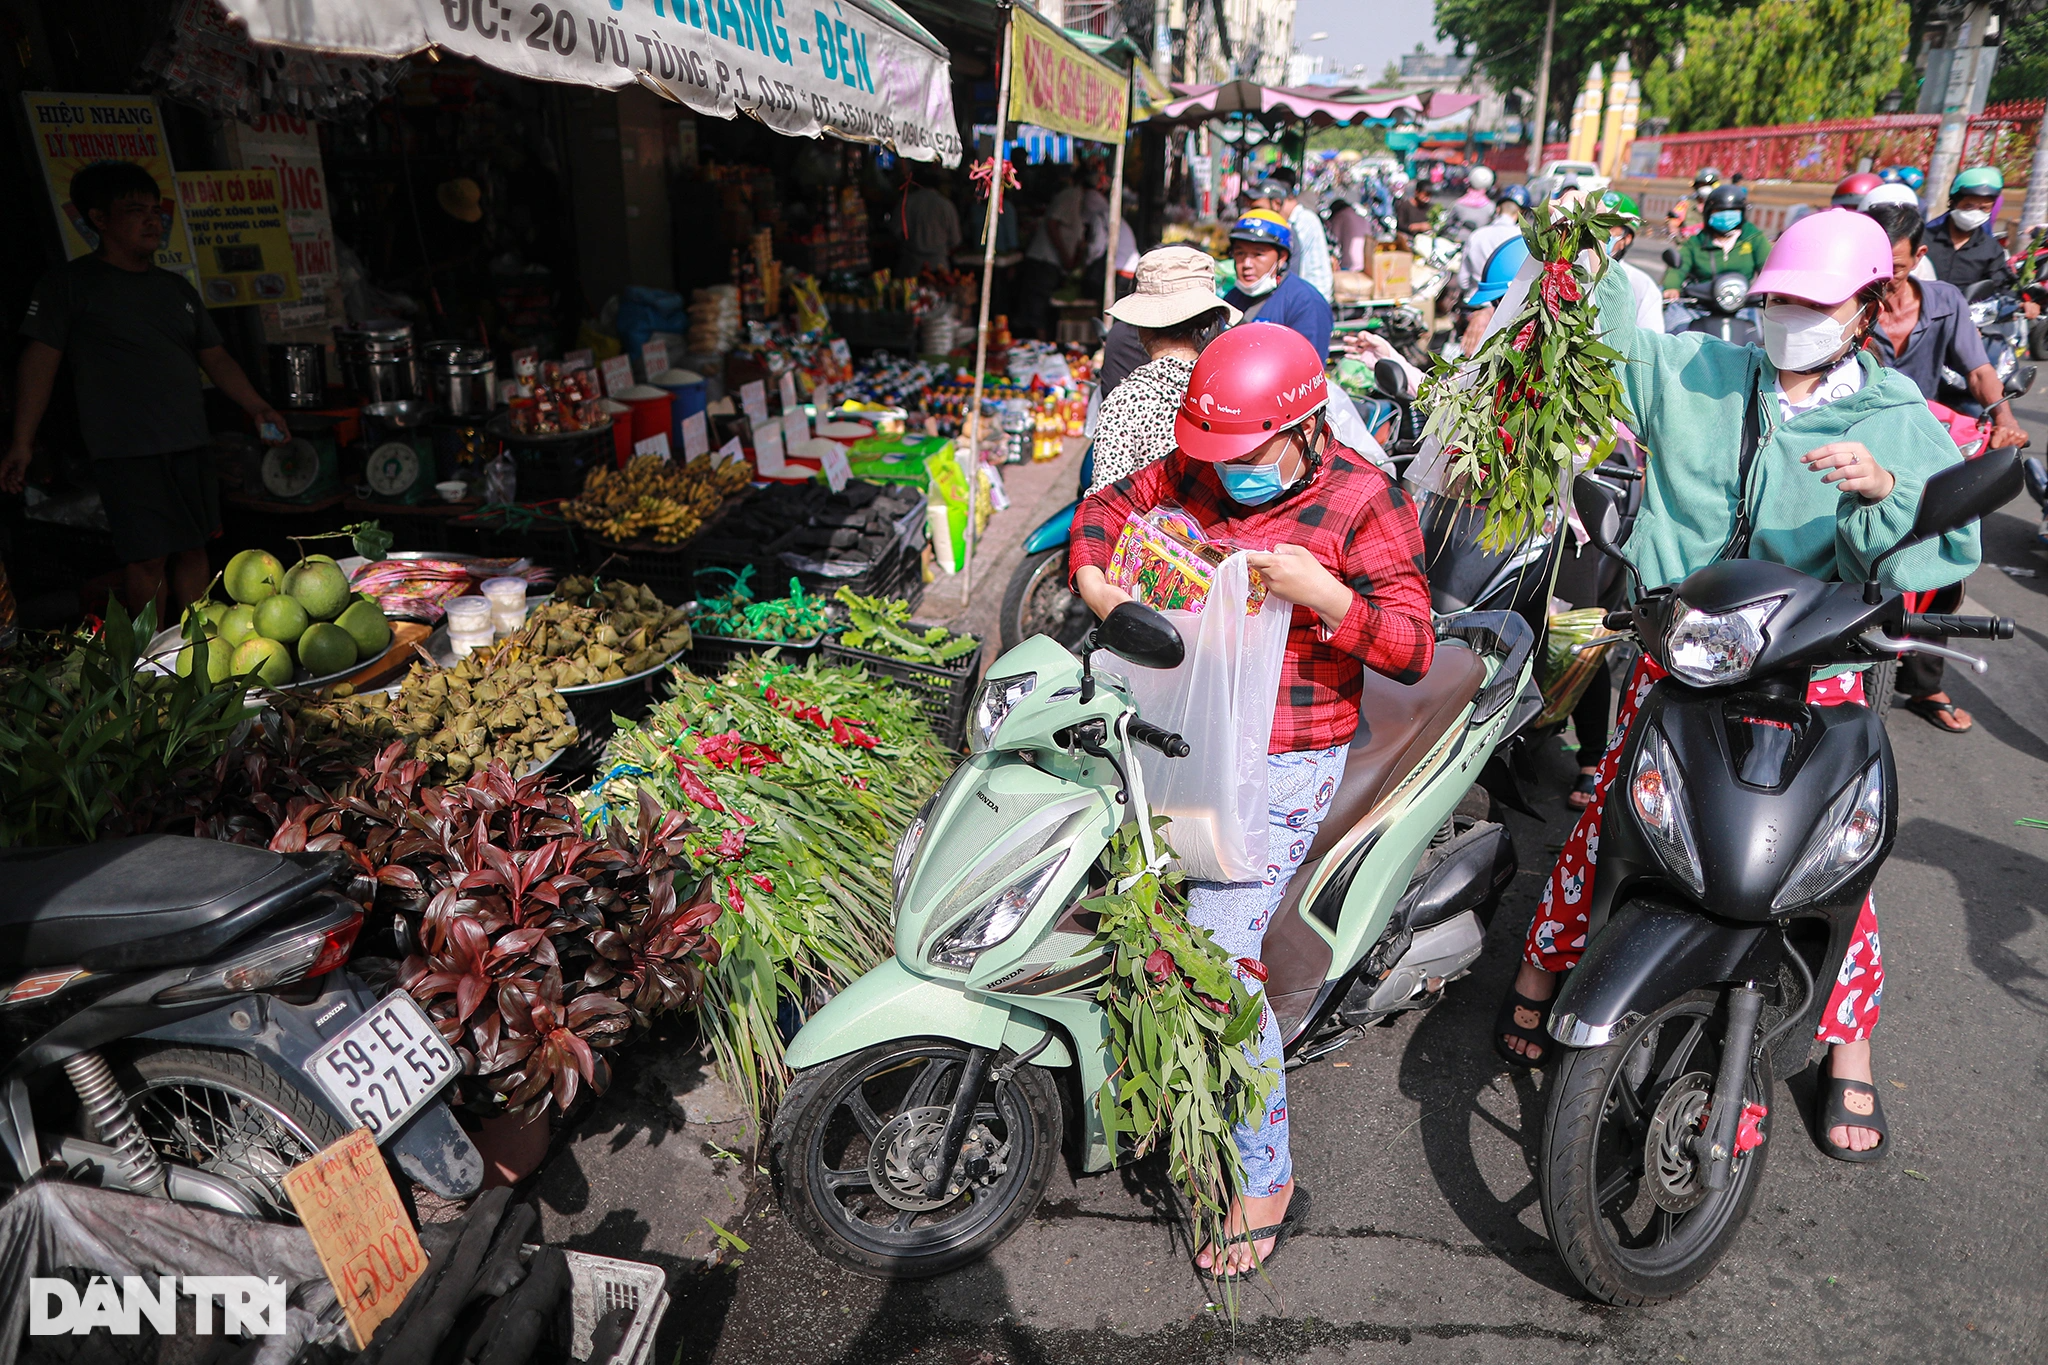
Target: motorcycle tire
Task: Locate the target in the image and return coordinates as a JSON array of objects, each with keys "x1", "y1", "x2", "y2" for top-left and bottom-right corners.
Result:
[
  {"x1": 117, "y1": 1044, "x2": 347, "y2": 1220},
  {"x1": 1000, "y1": 547, "x2": 1090, "y2": 656},
  {"x1": 1865, "y1": 659, "x2": 1896, "y2": 725},
  {"x1": 772, "y1": 1039, "x2": 1061, "y2": 1279},
  {"x1": 1538, "y1": 989, "x2": 1772, "y2": 1305}
]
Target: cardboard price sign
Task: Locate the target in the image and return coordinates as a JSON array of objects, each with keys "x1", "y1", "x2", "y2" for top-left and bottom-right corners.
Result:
[
  {"x1": 781, "y1": 408, "x2": 809, "y2": 454},
  {"x1": 754, "y1": 422, "x2": 787, "y2": 475},
  {"x1": 634, "y1": 431, "x2": 672, "y2": 461},
  {"x1": 777, "y1": 370, "x2": 798, "y2": 414},
  {"x1": 680, "y1": 411, "x2": 709, "y2": 461},
  {"x1": 739, "y1": 380, "x2": 770, "y2": 427},
  {"x1": 639, "y1": 338, "x2": 669, "y2": 381},
  {"x1": 282, "y1": 1129, "x2": 426, "y2": 1348},
  {"x1": 713, "y1": 436, "x2": 744, "y2": 469},
  {"x1": 600, "y1": 354, "x2": 635, "y2": 397},
  {"x1": 820, "y1": 444, "x2": 852, "y2": 493}
]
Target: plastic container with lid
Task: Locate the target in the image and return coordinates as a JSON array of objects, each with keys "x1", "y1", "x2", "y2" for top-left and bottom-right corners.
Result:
[
  {"x1": 481, "y1": 576, "x2": 529, "y2": 635},
  {"x1": 652, "y1": 367, "x2": 709, "y2": 420},
  {"x1": 616, "y1": 385, "x2": 674, "y2": 446},
  {"x1": 444, "y1": 596, "x2": 492, "y2": 633},
  {"x1": 596, "y1": 397, "x2": 634, "y2": 466}
]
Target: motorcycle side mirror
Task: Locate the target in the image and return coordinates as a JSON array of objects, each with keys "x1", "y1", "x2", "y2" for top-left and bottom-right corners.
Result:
[
  {"x1": 1374, "y1": 356, "x2": 1415, "y2": 404},
  {"x1": 2024, "y1": 455, "x2": 2048, "y2": 504},
  {"x1": 2005, "y1": 364, "x2": 2036, "y2": 400},
  {"x1": 1571, "y1": 472, "x2": 1627, "y2": 560},
  {"x1": 1962, "y1": 278, "x2": 1995, "y2": 303},
  {"x1": 1095, "y1": 601, "x2": 1185, "y2": 671},
  {"x1": 1865, "y1": 446, "x2": 2024, "y2": 591},
  {"x1": 1661, "y1": 245, "x2": 1681, "y2": 270}
]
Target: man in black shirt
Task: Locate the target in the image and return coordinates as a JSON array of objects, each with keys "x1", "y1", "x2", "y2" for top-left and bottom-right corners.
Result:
[
  {"x1": 1924, "y1": 165, "x2": 2016, "y2": 292},
  {"x1": 4, "y1": 161, "x2": 285, "y2": 617}
]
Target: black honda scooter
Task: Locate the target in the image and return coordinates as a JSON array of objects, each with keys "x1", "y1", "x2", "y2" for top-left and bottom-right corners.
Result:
[
  {"x1": 1535, "y1": 452, "x2": 2021, "y2": 1305},
  {"x1": 0, "y1": 835, "x2": 482, "y2": 1217}
]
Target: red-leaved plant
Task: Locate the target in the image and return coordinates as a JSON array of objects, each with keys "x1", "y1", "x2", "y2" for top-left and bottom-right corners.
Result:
[{"x1": 266, "y1": 743, "x2": 722, "y2": 1117}]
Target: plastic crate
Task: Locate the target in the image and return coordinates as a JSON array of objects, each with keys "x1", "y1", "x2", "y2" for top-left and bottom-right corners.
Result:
[
  {"x1": 557, "y1": 1247, "x2": 669, "y2": 1365},
  {"x1": 687, "y1": 631, "x2": 822, "y2": 675},
  {"x1": 820, "y1": 636, "x2": 983, "y2": 748},
  {"x1": 587, "y1": 540, "x2": 697, "y2": 606}
]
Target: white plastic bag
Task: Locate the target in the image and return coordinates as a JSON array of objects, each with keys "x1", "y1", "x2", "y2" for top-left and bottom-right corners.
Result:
[{"x1": 1103, "y1": 553, "x2": 1292, "y2": 882}]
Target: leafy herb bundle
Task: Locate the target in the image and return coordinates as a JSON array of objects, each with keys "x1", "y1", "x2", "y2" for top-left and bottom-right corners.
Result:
[
  {"x1": 831, "y1": 587, "x2": 977, "y2": 667},
  {"x1": 1419, "y1": 195, "x2": 1634, "y2": 548},
  {"x1": 583, "y1": 656, "x2": 955, "y2": 1123},
  {"x1": 691, "y1": 566, "x2": 829, "y2": 642},
  {"x1": 1089, "y1": 822, "x2": 1278, "y2": 1287}
]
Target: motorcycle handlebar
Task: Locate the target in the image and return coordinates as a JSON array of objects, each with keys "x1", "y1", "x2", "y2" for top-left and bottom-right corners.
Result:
[
  {"x1": 1602, "y1": 608, "x2": 1636, "y2": 632},
  {"x1": 1128, "y1": 719, "x2": 1191, "y2": 758},
  {"x1": 1904, "y1": 612, "x2": 2015, "y2": 640}
]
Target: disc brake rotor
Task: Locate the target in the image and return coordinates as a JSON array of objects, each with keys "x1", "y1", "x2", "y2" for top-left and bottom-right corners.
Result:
[
  {"x1": 867, "y1": 1106, "x2": 1009, "y2": 1212},
  {"x1": 1643, "y1": 1070, "x2": 1714, "y2": 1214}
]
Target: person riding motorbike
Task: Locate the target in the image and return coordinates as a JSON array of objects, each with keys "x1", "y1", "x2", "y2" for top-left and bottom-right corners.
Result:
[
  {"x1": 1070, "y1": 322, "x2": 1436, "y2": 1278},
  {"x1": 1223, "y1": 209, "x2": 1332, "y2": 361},
  {"x1": 1663, "y1": 185, "x2": 1771, "y2": 301},
  {"x1": 1665, "y1": 166, "x2": 1722, "y2": 237},
  {"x1": 1602, "y1": 192, "x2": 1664, "y2": 333},
  {"x1": 1492, "y1": 207, "x2": 1980, "y2": 1164},
  {"x1": 1447, "y1": 165, "x2": 1498, "y2": 239},
  {"x1": 1393, "y1": 178, "x2": 1436, "y2": 244},
  {"x1": 1862, "y1": 200, "x2": 2027, "y2": 737},
  {"x1": 1832, "y1": 171, "x2": 1883, "y2": 210},
  {"x1": 1455, "y1": 188, "x2": 1528, "y2": 301},
  {"x1": 1460, "y1": 233, "x2": 1532, "y2": 357},
  {"x1": 1086, "y1": 246, "x2": 1238, "y2": 494},
  {"x1": 1926, "y1": 166, "x2": 2017, "y2": 292},
  {"x1": 1251, "y1": 173, "x2": 1334, "y2": 304}
]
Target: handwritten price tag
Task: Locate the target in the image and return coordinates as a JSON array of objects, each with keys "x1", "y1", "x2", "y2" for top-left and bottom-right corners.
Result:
[
  {"x1": 282, "y1": 1129, "x2": 426, "y2": 1349},
  {"x1": 820, "y1": 444, "x2": 851, "y2": 493},
  {"x1": 639, "y1": 338, "x2": 669, "y2": 380},
  {"x1": 754, "y1": 422, "x2": 787, "y2": 475},
  {"x1": 600, "y1": 355, "x2": 635, "y2": 397},
  {"x1": 739, "y1": 379, "x2": 770, "y2": 426},
  {"x1": 681, "y1": 411, "x2": 709, "y2": 461},
  {"x1": 633, "y1": 432, "x2": 672, "y2": 461},
  {"x1": 563, "y1": 347, "x2": 595, "y2": 372},
  {"x1": 777, "y1": 369, "x2": 798, "y2": 413},
  {"x1": 713, "y1": 436, "x2": 744, "y2": 469},
  {"x1": 782, "y1": 407, "x2": 809, "y2": 452},
  {"x1": 828, "y1": 337, "x2": 851, "y2": 367}
]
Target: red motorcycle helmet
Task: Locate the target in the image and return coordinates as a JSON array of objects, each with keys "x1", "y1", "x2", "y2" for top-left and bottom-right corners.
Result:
[
  {"x1": 1175, "y1": 322, "x2": 1331, "y2": 464},
  {"x1": 1831, "y1": 171, "x2": 1882, "y2": 209}
]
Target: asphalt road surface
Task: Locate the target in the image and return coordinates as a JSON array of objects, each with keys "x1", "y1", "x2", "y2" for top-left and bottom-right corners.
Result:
[{"x1": 660, "y1": 376, "x2": 2048, "y2": 1365}]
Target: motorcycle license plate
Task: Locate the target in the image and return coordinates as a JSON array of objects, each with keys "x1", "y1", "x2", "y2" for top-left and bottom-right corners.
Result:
[{"x1": 309, "y1": 993, "x2": 459, "y2": 1142}]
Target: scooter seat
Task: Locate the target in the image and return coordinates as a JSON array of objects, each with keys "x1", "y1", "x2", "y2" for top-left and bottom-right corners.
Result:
[{"x1": 0, "y1": 835, "x2": 333, "y2": 971}]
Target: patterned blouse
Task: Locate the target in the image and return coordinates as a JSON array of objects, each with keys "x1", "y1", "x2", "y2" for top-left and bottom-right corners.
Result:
[{"x1": 1087, "y1": 355, "x2": 1194, "y2": 495}]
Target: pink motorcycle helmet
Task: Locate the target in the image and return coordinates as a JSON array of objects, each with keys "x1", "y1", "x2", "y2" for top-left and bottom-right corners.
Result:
[{"x1": 1749, "y1": 208, "x2": 1892, "y2": 305}]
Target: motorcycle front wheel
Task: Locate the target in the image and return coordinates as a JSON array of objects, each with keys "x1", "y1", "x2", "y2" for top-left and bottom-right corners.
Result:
[
  {"x1": 773, "y1": 1039, "x2": 1062, "y2": 1279},
  {"x1": 1538, "y1": 989, "x2": 1772, "y2": 1305},
  {"x1": 1000, "y1": 548, "x2": 1091, "y2": 656}
]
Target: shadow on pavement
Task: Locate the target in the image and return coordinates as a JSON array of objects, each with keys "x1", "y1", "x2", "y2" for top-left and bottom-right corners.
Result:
[{"x1": 1892, "y1": 816, "x2": 2048, "y2": 1017}]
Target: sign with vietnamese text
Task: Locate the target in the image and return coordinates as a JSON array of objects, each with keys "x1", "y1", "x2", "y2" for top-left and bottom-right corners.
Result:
[
  {"x1": 282, "y1": 1129, "x2": 426, "y2": 1348},
  {"x1": 1008, "y1": 6, "x2": 1128, "y2": 146},
  {"x1": 20, "y1": 92, "x2": 196, "y2": 281},
  {"x1": 228, "y1": 114, "x2": 339, "y2": 335},
  {"x1": 179, "y1": 168, "x2": 300, "y2": 308}
]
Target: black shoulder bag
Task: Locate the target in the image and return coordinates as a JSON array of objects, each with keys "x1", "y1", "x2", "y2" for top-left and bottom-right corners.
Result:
[{"x1": 1715, "y1": 374, "x2": 1764, "y2": 562}]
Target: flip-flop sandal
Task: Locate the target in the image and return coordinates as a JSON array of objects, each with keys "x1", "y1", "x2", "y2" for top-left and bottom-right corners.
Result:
[
  {"x1": 1566, "y1": 771, "x2": 1600, "y2": 809},
  {"x1": 1202, "y1": 1185, "x2": 1312, "y2": 1282},
  {"x1": 1902, "y1": 696, "x2": 1973, "y2": 733},
  {"x1": 1493, "y1": 984, "x2": 1555, "y2": 1070},
  {"x1": 1815, "y1": 1077, "x2": 1890, "y2": 1163}
]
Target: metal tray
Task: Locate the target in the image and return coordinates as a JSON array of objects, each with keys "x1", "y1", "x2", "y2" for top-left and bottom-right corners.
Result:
[{"x1": 139, "y1": 625, "x2": 399, "y2": 694}]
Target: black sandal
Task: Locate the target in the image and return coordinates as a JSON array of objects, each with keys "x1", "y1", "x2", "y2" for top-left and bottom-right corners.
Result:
[
  {"x1": 1201, "y1": 1185, "x2": 1312, "y2": 1281},
  {"x1": 1566, "y1": 771, "x2": 1600, "y2": 810},
  {"x1": 1816, "y1": 1077, "x2": 1889, "y2": 1163},
  {"x1": 1902, "y1": 695, "x2": 1973, "y2": 733},
  {"x1": 1493, "y1": 984, "x2": 1555, "y2": 1069}
]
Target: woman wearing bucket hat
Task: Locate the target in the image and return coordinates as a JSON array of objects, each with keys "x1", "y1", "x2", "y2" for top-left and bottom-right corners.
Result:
[
  {"x1": 1490, "y1": 206, "x2": 1980, "y2": 1165},
  {"x1": 1069, "y1": 322, "x2": 1436, "y2": 1276},
  {"x1": 1085, "y1": 247, "x2": 1240, "y2": 494}
]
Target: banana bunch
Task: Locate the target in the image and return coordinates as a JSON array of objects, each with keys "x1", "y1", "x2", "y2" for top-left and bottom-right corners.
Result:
[{"x1": 566, "y1": 454, "x2": 749, "y2": 545}]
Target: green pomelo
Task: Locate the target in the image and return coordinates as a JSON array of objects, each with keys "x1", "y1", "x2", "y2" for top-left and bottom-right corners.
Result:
[
  {"x1": 282, "y1": 560, "x2": 350, "y2": 621},
  {"x1": 230, "y1": 637, "x2": 294, "y2": 687},
  {"x1": 297, "y1": 622, "x2": 359, "y2": 676},
  {"x1": 336, "y1": 599, "x2": 393, "y2": 657},
  {"x1": 224, "y1": 549, "x2": 284, "y2": 604},
  {"x1": 176, "y1": 637, "x2": 231, "y2": 683},
  {"x1": 253, "y1": 594, "x2": 310, "y2": 645},
  {"x1": 220, "y1": 604, "x2": 260, "y2": 647}
]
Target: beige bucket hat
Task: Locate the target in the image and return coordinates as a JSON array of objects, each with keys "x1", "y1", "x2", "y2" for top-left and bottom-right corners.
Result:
[{"x1": 1106, "y1": 245, "x2": 1241, "y2": 330}]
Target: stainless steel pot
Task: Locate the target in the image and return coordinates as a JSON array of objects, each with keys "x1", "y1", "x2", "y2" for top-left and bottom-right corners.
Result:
[
  {"x1": 336, "y1": 320, "x2": 418, "y2": 403},
  {"x1": 421, "y1": 341, "x2": 497, "y2": 415}
]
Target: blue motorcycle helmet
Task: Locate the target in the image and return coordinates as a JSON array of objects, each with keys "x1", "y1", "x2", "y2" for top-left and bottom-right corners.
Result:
[
  {"x1": 1468, "y1": 235, "x2": 1532, "y2": 306},
  {"x1": 1498, "y1": 183, "x2": 1533, "y2": 211},
  {"x1": 1897, "y1": 165, "x2": 1926, "y2": 191},
  {"x1": 1228, "y1": 209, "x2": 1295, "y2": 255}
]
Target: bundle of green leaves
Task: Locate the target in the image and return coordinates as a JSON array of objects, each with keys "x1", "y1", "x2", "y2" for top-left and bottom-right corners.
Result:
[
  {"x1": 1088, "y1": 821, "x2": 1278, "y2": 1291},
  {"x1": 690, "y1": 566, "x2": 829, "y2": 642},
  {"x1": 1419, "y1": 195, "x2": 1634, "y2": 549},
  {"x1": 831, "y1": 587, "x2": 977, "y2": 667},
  {"x1": 0, "y1": 601, "x2": 249, "y2": 846},
  {"x1": 581, "y1": 656, "x2": 955, "y2": 1123}
]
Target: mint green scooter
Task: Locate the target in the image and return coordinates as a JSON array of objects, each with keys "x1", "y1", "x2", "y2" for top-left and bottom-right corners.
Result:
[{"x1": 772, "y1": 602, "x2": 1536, "y2": 1277}]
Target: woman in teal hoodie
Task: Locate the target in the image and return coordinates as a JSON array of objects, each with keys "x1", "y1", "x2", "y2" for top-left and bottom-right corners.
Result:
[{"x1": 1494, "y1": 208, "x2": 1979, "y2": 1163}]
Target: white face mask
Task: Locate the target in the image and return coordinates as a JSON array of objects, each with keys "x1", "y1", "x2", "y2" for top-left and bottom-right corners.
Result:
[
  {"x1": 1760, "y1": 301, "x2": 1859, "y2": 373},
  {"x1": 1236, "y1": 269, "x2": 1278, "y2": 297},
  {"x1": 1950, "y1": 207, "x2": 1991, "y2": 231}
]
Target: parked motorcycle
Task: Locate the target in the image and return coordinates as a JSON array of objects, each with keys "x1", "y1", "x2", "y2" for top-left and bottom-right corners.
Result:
[
  {"x1": 773, "y1": 596, "x2": 1534, "y2": 1276},
  {"x1": 1534, "y1": 452, "x2": 2021, "y2": 1304},
  {"x1": 0, "y1": 836, "x2": 483, "y2": 1217}
]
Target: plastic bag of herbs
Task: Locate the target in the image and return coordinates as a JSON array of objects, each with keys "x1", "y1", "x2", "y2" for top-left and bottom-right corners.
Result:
[
  {"x1": 688, "y1": 566, "x2": 829, "y2": 643},
  {"x1": 580, "y1": 655, "x2": 955, "y2": 1123}
]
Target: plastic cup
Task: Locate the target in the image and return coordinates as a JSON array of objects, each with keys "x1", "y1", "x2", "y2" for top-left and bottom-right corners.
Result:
[
  {"x1": 481, "y1": 576, "x2": 527, "y2": 610},
  {"x1": 444, "y1": 597, "x2": 492, "y2": 634}
]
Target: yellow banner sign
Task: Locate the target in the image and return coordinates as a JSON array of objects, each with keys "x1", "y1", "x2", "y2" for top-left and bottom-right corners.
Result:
[
  {"x1": 178, "y1": 168, "x2": 301, "y2": 308},
  {"x1": 1009, "y1": 6, "x2": 1128, "y2": 145},
  {"x1": 20, "y1": 92, "x2": 196, "y2": 282}
]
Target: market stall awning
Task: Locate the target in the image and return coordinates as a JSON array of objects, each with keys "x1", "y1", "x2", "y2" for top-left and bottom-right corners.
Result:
[
  {"x1": 1151, "y1": 81, "x2": 1481, "y2": 126},
  {"x1": 216, "y1": 0, "x2": 961, "y2": 165}
]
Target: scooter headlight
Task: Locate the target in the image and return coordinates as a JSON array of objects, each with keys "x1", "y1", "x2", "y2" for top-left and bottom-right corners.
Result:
[
  {"x1": 1970, "y1": 298, "x2": 1998, "y2": 328},
  {"x1": 1773, "y1": 758, "x2": 1884, "y2": 910},
  {"x1": 970, "y1": 673, "x2": 1037, "y2": 752},
  {"x1": 1664, "y1": 596, "x2": 1785, "y2": 687},
  {"x1": 1630, "y1": 727, "x2": 1705, "y2": 895},
  {"x1": 927, "y1": 856, "x2": 1066, "y2": 970}
]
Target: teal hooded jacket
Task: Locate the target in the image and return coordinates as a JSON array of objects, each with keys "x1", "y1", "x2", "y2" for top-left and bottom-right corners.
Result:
[{"x1": 1588, "y1": 264, "x2": 1978, "y2": 595}]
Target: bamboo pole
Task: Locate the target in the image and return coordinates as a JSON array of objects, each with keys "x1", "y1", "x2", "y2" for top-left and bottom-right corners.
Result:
[
  {"x1": 1526, "y1": 0, "x2": 1557, "y2": 177},
  {"x1": 964, "y1": 4, "x2": 1016, "y2": 599},
  {"x1": 1101, "y1": 72, "x2": 1131, "y2": 327}
]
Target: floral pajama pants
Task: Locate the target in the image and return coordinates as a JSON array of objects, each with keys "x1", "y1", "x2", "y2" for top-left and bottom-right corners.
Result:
[
  {"x1": 1185, "y1": 744, "x2": 1348, "y2": 1199},
  {"x1": 1527, "y1": 656, "x2": 1885, "y2": 1045}
]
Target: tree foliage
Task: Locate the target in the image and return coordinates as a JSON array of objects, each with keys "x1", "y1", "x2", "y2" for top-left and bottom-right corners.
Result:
[
  {"x1": 1643, "y1": 0, "x2": 1911, "y2": 131},
  {"x1": 1990, "y1": 5, "x2": 2048, "y2": 104}
]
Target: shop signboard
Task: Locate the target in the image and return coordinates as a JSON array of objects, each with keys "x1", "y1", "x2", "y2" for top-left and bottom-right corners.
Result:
[
  {"x1": 178, "y1": 167, "x2": 301, "y2": 309},
  {"x1": 217, "y1": 0, "x2": 960, "y2": 166},
  {"x1": 1007, "y1": 5, "x2": 1127, "y2": 146},
  {"x1": 20, "y1": 92, "x2": 197, "y2": 283},
  {"x1": 226, "y1": 114, "x2": 342, "y2": 336}
]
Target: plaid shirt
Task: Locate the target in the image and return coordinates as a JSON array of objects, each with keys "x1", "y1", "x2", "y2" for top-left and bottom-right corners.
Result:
[{"x1": 1070, "y1": 441, "x2": 1435, "y2": 754}]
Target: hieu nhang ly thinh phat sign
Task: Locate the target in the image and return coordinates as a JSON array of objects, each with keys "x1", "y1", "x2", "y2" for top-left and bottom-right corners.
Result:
[
  {"x1": 1007, "y1": 4, "x2": 1128, "y2": 145},
  {"x1": 217, "y1": 0, "x2": 960, "y2": 166}
]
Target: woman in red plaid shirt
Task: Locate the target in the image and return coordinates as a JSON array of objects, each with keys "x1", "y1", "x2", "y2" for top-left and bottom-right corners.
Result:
[{"x1": 1069, "y1": 322, "x2": 1436, "y2": 1277}]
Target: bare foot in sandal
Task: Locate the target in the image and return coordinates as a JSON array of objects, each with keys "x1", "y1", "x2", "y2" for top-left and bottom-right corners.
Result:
[
  {"x1": 1567, "y1": 766, "x2": 1600, "y2": 810},
  {"x1": 1904, "y1": 692, "x2": 1972, "y2": 733},
  {"x1": 1826, "y1": 1039, "x2": 1884, "y2": 1153},
  {"x1": 1497, "y1": 960, "x2": 1559, "y2": 1064},
  {"x1": 1194, "y1": 1179, "x2": 1296, "y2": 1277}
]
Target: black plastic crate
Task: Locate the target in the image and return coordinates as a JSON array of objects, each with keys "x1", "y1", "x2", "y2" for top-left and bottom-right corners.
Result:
[
  {"x1": 686, "y1": 632, "x2": 823, "y2": 675},
  {"x1": 587, "y1": 540, "x2": 698, "y2": 606},
  {"x1": 819, "y1": 636, "x2": 983, "y2": 749},
  {"x1": 450, "y1": 502, "x2": 590, "y2": 571}
]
